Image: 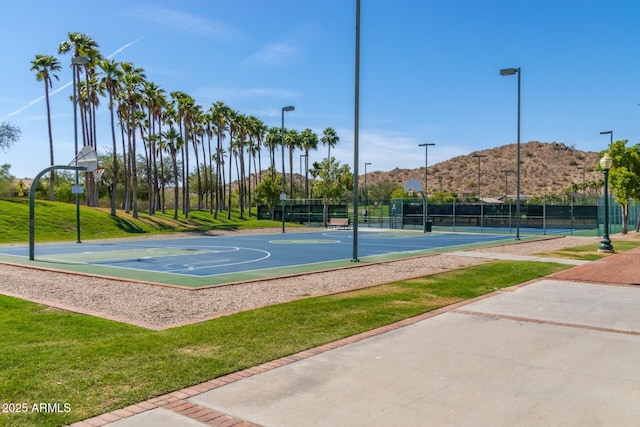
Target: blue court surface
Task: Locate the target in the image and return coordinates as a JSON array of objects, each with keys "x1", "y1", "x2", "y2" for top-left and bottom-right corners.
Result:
[{"x1": 0, "y1": 230, "x2": 518, "y2": 288}]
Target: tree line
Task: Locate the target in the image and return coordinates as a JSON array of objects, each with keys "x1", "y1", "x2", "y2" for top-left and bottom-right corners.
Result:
[{"x1": 30, "y1": 32, "x2": 342, "y2": 220}]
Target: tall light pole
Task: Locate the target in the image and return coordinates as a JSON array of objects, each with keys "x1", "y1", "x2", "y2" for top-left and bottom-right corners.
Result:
[
  {"x1": 71, "y1": 56, "x2": 90, "y2": 244},
  {"x1": 352, "y1": 0, "x2": 361, "y2": 262},
  {"x1": 598, "y1": 153, "x2": 614, "y2": 253},
  {"x1": 418, "y1": 143, "x2": 435, "y2": 224},
  {"x1": 473, "y1": 154, "x2": 486, "y2": 229},
  {"x1": 500, "y1": 67, "x2": 521, "y2": 239},
  {"x1": 281, "y1": 105, "x2": 294, "y2": 233}
]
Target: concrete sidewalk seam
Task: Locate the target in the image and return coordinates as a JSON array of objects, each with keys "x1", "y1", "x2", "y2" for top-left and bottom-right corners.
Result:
[{"x1": 455, "y1": 309, "x2": 640, "y2": 336}]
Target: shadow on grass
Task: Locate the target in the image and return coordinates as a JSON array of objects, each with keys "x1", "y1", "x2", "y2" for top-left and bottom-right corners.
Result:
[{"x1": 108, "y1": 216, "x2": 147, "y2": 234}]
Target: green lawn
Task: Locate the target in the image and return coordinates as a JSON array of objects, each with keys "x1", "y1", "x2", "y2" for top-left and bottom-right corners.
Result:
[
  {"x1": 0, "y1": 198, "x2": 286, "y2": 244},
  {"x1": 0, "y1": 260, "x2": 568, "y2": 427},
  {"x1": 2, "y1": 198, "x2": 639, "y2": 426}
]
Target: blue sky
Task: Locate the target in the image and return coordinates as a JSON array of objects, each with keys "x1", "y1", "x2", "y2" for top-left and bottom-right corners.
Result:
[{"x1": 2, "y1": 0, "x2": 639, "y2": 179}]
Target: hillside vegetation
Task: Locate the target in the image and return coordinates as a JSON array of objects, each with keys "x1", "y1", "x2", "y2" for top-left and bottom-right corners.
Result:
[{"x1": 365, "y1": 141, "x2": 602, "y2": 197}]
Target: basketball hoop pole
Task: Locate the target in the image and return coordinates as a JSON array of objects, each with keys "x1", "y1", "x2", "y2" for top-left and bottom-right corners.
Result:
[
  {"x1": 70, "y1": 145, "x2": 98, "y2": 243},
  {"x1": 29, "y1": 165, "x2": 87, "y2": 260}
]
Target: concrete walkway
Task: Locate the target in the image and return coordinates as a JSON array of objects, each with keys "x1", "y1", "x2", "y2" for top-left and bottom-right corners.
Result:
[{"x1": 71, "y1": 248, "x2": 640, "y2": 427}]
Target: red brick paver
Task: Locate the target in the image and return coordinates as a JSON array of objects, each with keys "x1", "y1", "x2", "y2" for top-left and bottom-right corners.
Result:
[{"x1": 549, "y1": 247, "x2": 640, "y2": 285}]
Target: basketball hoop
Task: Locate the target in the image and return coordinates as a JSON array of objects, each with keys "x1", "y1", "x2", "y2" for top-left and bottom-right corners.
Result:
[
  {"x1": 73, "y1": 145, "x2": 98, "y2": 172},
  {"x1": 93, "y1": 167, "x2": 106, "y2": 181}
]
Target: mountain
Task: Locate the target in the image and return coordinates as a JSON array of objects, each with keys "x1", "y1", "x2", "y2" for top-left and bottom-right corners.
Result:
[{"x1": 363, "y1": 141, "x2": 603, "y2": 198}]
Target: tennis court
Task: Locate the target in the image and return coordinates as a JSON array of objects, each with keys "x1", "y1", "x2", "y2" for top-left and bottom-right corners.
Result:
[{"x1": 0, "y1": 229, "x2": 518, "y2": 288}]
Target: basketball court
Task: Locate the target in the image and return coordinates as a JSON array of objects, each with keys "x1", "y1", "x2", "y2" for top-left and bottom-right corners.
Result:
[{"x1": 0, "y1": 229, "x2": 523, "y2": 288}]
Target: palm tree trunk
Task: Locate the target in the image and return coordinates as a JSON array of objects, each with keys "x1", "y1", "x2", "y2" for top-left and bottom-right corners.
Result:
[
  {"x1": 172, "y1": 149, "x2": 179, "y2": 220},
  {"x1": 193, "y1": 135, "x2": 202, "y2": 210},
  {"x1": 227, "y1": 147, "x2": 233, "y2": 219},
  {"x1": 121, "y1": 122, "x2": 130, "y2": 212},
  {"x1": 130, "y1": 125, "x2": 138, "y2": 219},
  {"x1": 44, "y1": 81, "x2": 55, "y2": 201},
  {"x1": 108, "y1": 91, "x2": 118, "y2": 217}
]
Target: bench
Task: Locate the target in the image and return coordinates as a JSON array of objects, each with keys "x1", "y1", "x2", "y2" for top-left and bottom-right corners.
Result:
[{"x1": 328, "y1": 218, "x2": 351, "y2": 229}]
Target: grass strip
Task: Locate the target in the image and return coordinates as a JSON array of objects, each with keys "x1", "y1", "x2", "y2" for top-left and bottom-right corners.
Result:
[
  {"x1": 534, "y1": 239, "x2": 640, "y2": 260},
  {"x1": 0, "y1": 260, "x2": 568, "y2": 427}
]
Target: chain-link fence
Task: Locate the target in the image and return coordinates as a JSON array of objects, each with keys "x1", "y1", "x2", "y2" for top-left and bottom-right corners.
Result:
[{"x1": 259, "y1": 197, "x2": 640, "y2": 236}]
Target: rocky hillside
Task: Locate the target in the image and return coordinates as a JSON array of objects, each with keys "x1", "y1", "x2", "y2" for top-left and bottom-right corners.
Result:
[{"x1": 364, "y1": 141, "x2": 603, "y2": 198}]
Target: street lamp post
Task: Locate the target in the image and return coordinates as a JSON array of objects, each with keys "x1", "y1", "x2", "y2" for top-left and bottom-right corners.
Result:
[
  {"x1": 598, "y1": 153, "x2": 614, "y2": 253},
  {"x1": 418, "y1": 143, "x2": 435, "y2": 228},
  {"x1": 71, "y1": 56, "x2": 91, "y2": 244},
  {"x1": 281, "y1": 106, "x2": 294, "y2": 233},
  {"x1": 500, "y1": 67, "x2": 521, "y2": 240}
]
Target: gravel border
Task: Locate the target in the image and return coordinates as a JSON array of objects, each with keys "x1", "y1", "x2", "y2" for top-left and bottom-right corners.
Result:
[{"x1": 0, "y1": 230, "x2": 600, "y2": 330}]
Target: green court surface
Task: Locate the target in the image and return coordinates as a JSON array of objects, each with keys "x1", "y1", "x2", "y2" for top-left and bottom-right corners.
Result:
[{"x1": 0, "y1": 229, "x2": 527, "y2": 288}]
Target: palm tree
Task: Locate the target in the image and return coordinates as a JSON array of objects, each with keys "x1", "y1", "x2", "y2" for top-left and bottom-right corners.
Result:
[
  {"x1": 98, "y1": 58, "x2": 123, "y2": 216},
  {"x1": 299, "y1": 128, "x2": 319, "y2": 198},
  {"x1": 30, "y1": 54, "x2": 61, "y2": 201},
  {"x1": 246, "y1": 115, "x2": 267, "y2": 182},
  {"x1": 321, "y1": 127, "x2": 340, "y2": 161},
  {"x1": 190, "y1": 104, "x2": 206, "y2": 210},
  {"x1": 121, "y1": 65, "x2": 146, "y2": 218},
  {"x1": 264, "y1": 127, "x2": 281, "y2": 174},
  {"x1": 162, "y1": 127, "x2": 182, "y2": 219},
  {"x1": 225, "y1": 108, "x2": 239, "y2": 219},
  {"x1": 233, "y1": 113, "x2": 249, "y2": 218},
  {"x1": 59, "y1": 32, "x2": 103, "y2": 206},
  {"x1": 209, "y1": 101, "x2": 228, "y2": 218},
  {"x1": 142, "y1": 81, "x2": 166, "y2": 214},
  {"x1": 285, "y1": 128, "x2": 299, "y2": 198},
  {"x1": 171, "y1": 91, "x2": 196, "y2": 217},
  {"x1": 58, "y1": 33, "x2": 101, "y2": 141}
]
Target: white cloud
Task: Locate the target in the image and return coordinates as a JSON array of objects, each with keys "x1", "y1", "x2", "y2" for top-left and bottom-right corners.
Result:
[
  {"x1": 128, "y1": 5, "x2": 237, "y2": 39},
  {"x1": 244, "y1": 42, "x2": 300, "y2": 66}
]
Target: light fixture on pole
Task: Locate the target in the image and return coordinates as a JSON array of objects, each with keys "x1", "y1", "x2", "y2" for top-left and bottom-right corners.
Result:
[
  {"x1": 71, "y1": 56, "x2": 91, "y2": 244},
  {"x1": 598, "y1": 153, "x2": 614, "y2": 253},
  {"x1": 418, "y1": 143, "x2": 435, "y2": 220},
  {"x1": 600, "y1": 130, "x2": 613, "y2": 146},
  {"x1": 281, "y1": 105, "x2": 294, "y2": 233},
  {"x1": 500, "y1": 67, "x2": 521, "y2": 240}
]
